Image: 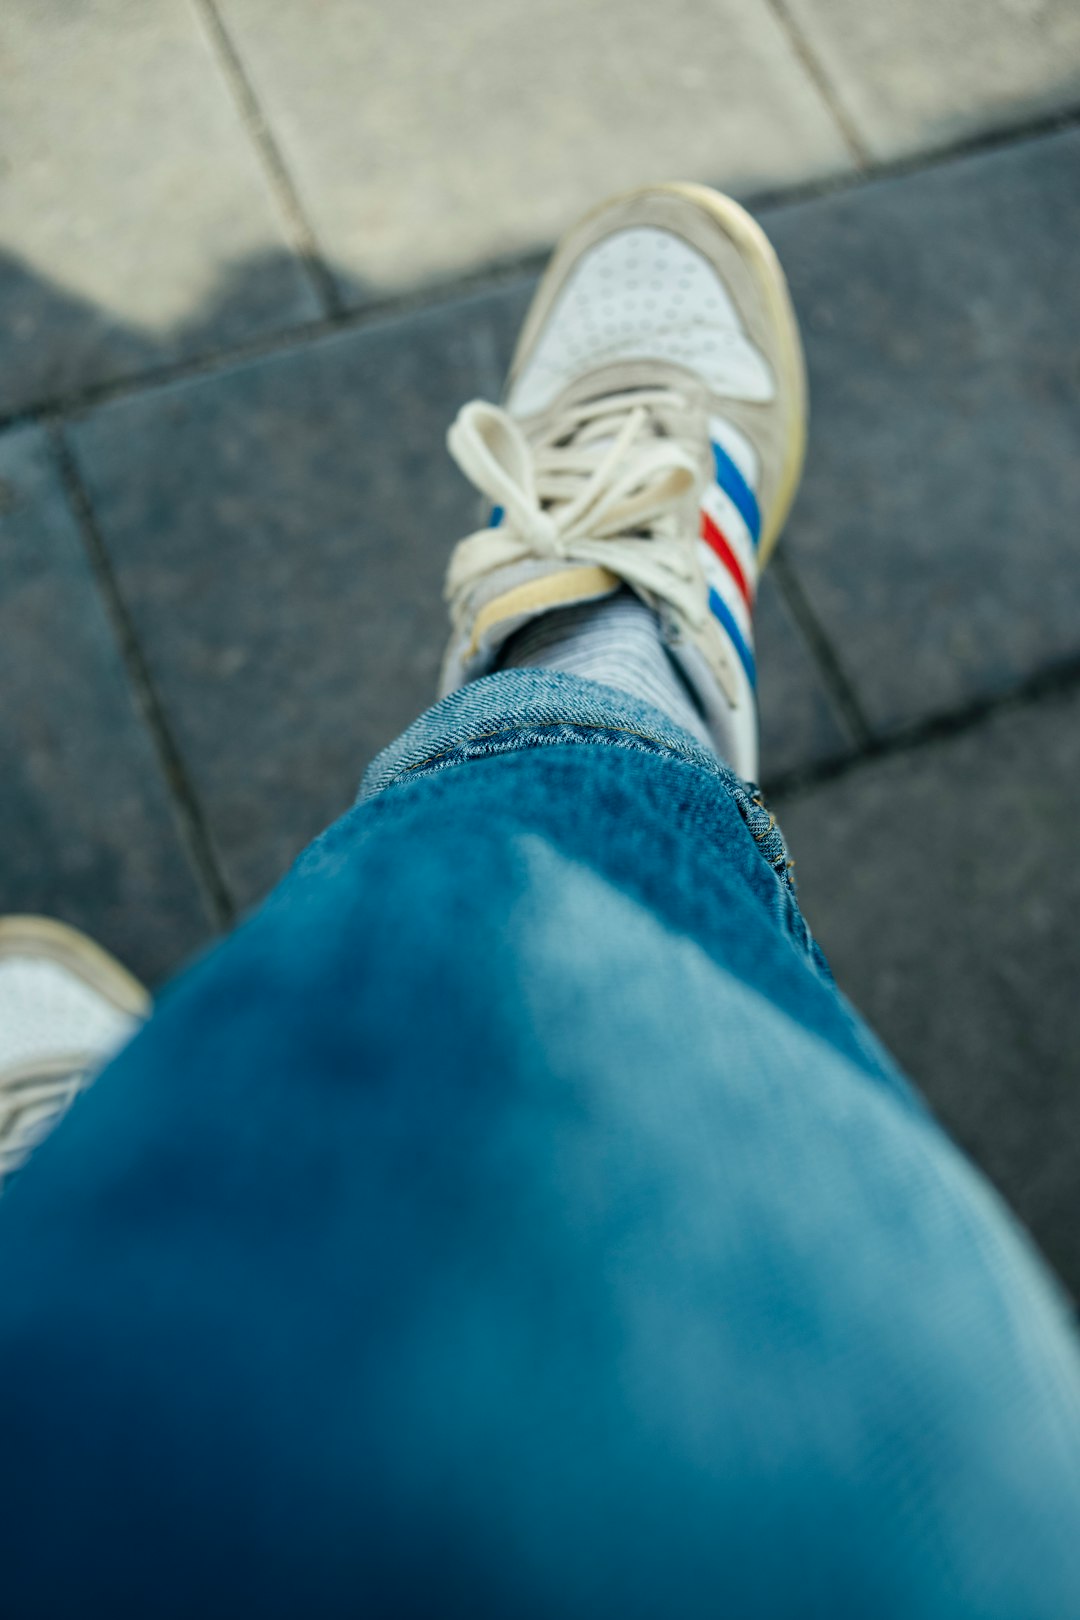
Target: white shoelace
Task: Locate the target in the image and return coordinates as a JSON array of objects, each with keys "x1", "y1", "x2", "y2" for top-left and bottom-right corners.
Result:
[{"x1": 445, "y1": 391, "x2": 737, "y2": 701}]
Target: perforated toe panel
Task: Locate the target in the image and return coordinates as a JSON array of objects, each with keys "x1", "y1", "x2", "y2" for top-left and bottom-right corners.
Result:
[
  {"x1": 509, "y1": 228, "x2": 774, "y2": 418},
  {"x1": 0, "y1": 958, "x2": 134, "y2": 1076}
]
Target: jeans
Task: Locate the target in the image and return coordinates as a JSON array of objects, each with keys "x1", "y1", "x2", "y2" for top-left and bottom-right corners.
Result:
[{"x1": 1, "y1": 669, "x2": 1079, "y2": 1618}]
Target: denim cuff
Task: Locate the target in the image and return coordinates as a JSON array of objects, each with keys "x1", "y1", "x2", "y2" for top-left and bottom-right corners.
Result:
[
  {"x1": 361, "y1": 670, "x2": 725, "y2": 795},
  {"x1": 358, "y1": 670, "x2": 796, "y2": 892}
]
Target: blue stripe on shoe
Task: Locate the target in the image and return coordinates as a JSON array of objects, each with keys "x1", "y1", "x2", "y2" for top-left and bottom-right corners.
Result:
[
  {"x1": 711, "y1": 442, "x2": 761, "y2": 547},
  {"x1": 708, "y1": 587, "x2": 757, "y2": 690},
  {"x1": 489, "y1": 505, "x2": 504, "y2": 527}
]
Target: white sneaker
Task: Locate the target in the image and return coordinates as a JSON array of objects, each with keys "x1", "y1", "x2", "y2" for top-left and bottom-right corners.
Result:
[
  {"x1": 441, "y1": 183, "x2": 807, "y2": 779},
  {"x1": 0, "y1": 916, "x2": 148, "y2": 1188}
]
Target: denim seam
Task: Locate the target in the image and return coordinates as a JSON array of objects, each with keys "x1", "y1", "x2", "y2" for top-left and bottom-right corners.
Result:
[{"x1": 400, "y1": 719, "x2": 710, "y2": 775}]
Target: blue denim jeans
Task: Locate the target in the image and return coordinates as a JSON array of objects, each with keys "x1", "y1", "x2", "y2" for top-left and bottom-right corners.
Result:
[{"x1": 2, "y1": 670, "x2": 1079, "y2": 1618}]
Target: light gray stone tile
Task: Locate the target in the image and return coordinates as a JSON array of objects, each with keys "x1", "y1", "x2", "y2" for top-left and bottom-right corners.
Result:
[
  {"x1": 783, "y1": 0, "x2": 1080, "y2": 160},
  {"x1": 214, "y1": 0, "x2": 854, "y2": 300},
  {"x1": 0, "y1": 0, "x2": 319, "y2": 414},
  {"x1": 776, "y1": 687, "x2": 1080, "y2": 1294}
]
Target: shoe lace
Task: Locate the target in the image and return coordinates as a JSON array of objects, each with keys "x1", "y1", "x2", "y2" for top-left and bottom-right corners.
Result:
[{"x1": 445, "y1": 388, "x2": 716, "y2": 649}]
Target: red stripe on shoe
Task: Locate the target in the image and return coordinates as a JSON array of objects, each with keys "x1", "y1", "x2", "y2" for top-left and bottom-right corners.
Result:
[{"x1": 700, "y1": 510, "x2": 754, "y2": 608}]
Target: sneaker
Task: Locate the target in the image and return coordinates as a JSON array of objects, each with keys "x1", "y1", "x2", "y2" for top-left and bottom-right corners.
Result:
[
  {"x1": 441, "y1": 182, "x2": 807, "y2": 780},
  {"x1": 0, "y1": 916, "x2": 148, "y2": 1188}
]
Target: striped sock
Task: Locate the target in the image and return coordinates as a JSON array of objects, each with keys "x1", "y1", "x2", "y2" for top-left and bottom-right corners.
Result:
[{"x1": 499, "y1": 587, "x2": 715, "y2": 751}]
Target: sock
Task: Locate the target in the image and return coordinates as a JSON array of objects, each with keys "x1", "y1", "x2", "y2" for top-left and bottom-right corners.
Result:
[{"x1": 499, "y1": 587, "x2": 714, "y2": 750}]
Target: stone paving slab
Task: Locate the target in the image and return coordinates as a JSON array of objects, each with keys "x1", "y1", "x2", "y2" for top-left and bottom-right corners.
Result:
[
  {"x1": 214, "y1": 0, "x2": 853, "y2": 301},
  {"x1": 69, "y1": 282, "x2": 847, "y2": 910},
  {"x1": 776, "y1": 685, "x2": 1080, "y2": 1296},
  {"x1": 0, "y1": 424, "x2": 212, "y2": 984},
  {"x1": 0, "y1": 0, "x2": 319, "y2": 417},
  {"x1": 782, "y1": 0, "x2": 1080, "y2": 161},
  {"x1": 766, "y1": 128, "x2": 1080, "y2": 737}
]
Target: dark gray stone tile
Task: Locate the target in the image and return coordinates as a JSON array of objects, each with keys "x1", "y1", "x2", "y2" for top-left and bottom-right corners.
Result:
[
  {"x1": 1, "y1": 0, "x2": 320, "y2": 415},
  {"x1": 0, "y1": 425, "x2": 212, "y2": 984},
  {"x1": 0, "y1": 249, "x2": 322, "y2": 422},
  {"x1": 70, "y1": 295, "x2": 510, "y2": 910},
  {"x1": 775, "y1": 686, "x2": 1080, "y2": 1295},
  {"x1": 763, "y1": 128, "x2": 1080, "y2": 735}
]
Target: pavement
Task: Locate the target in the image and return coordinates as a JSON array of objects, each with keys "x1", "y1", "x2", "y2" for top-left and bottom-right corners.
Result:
[{"x1": 3, "y1": 1, "x2": 1080, "y2": 1286}]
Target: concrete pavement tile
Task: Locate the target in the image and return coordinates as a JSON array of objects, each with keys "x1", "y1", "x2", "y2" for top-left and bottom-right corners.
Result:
[
  {"x1": 776, "y1": 687, "x2": 1080, "y2": 1295},
  {"x1": 68, "y1": 297, "x2": 502, "y2": 909},
  {"x1": 764, "y1": 129, "x2": 1080, "y2": 736},
  {"x1": 782, "y1": 0, "x2": 1080, "y2": 161},
  {"x1": 214, "y1": 0, "x2": 853, "y2": 299},
  {"x1": 0, "y1": 0, "x2": 319, "y2": 415},
  {"x1": 0, "y1": 424, "x2": 212, "y2": 984}
]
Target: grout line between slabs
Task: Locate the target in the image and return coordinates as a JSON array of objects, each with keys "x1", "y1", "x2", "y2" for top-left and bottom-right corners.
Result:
[
  {"x1": 2, "y1": 102, "x2": 1079, "y2": 435},
  {"x1": 770, "y1": 546, "x2": 874, "y2": 749},
  {"x1": 762, "y1": 0, "x2": 871, "y2": 168},
  {"x1": 48, "y1": 423, "x2": 237, "y2": 933},
  {"x1": 763, "y1": 646, "x2": 1080, "y2": 803},
  {"x1": 191, "y1": 0, "x2": 343, "y2": 319}
]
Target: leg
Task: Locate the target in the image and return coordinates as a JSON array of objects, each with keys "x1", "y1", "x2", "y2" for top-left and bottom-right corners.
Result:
[{"x1": 1, "y1": 671, "x2": 1079, "y2": 1617}]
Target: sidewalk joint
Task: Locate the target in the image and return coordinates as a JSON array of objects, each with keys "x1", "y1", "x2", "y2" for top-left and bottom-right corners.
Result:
[
  {"x1": 765, "y1": 646, "x2": 1080, "y2": 802},
  {"x1": 771, "y1": 546, "x2": 875, "y2": 749},
  {"x1": 763, "y1": 0, "x2": 871, "y2": 169},
  {"x1": 49, "y1": 424, "x2": 237, "y2": 933},
  {"x1": 191, "y1": 0, "x2": 343, "y2": 319}
]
